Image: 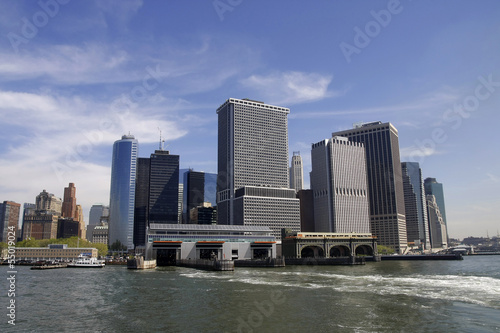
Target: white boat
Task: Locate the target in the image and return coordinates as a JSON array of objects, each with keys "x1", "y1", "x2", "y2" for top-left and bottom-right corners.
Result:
[{"x1": 67, "y1": 254, "x2": 105, "y2": 268}]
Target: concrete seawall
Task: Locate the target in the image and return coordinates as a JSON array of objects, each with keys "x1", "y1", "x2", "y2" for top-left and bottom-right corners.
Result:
[
  {"x1": 127, "y1": 258, "x2": 157, "y2": 269},
  {"x1": 176, "y1": 259, "x2": 234, "y2": 271}
]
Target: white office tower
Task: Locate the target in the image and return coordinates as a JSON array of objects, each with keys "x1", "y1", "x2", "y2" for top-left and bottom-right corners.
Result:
[
  {"x1": 311, "y1": 137, "x2": 371, "y2": 233},
  {"x1": 216, "y1": 98, "x2": 300, "y2": 239},
  {"x1": 289, "y1": 151, "x2": 304, "y2": 192}
]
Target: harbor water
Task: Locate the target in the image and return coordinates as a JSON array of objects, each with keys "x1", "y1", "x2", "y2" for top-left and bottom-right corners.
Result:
[{"x1": 2, "y1": 255, "x2": 499, "y2": 332}]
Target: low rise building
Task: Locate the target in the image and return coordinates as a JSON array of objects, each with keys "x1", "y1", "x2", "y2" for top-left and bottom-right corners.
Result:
[
  {"x1": 144, "y1": 224, "x2": 277, "y2": 265},
  {"x1": 15, "y1": 244, "x2": 98, "y2": 261}
]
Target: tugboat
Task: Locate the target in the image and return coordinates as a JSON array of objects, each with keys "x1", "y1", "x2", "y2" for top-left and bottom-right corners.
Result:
[{"x1": 67, "y1": 254, "x2": 105, "y2": 268}]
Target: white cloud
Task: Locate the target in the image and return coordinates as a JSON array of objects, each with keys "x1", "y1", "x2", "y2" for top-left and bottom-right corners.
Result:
[
  {"x1": 486, "y1": 173, "x2": 500, "y2": 184},
  {"x1": 0, "y1": 43, "x2": 131, "y2": 85},
  {"x1": 240, "y1": 71, "x2": 336, "y2": 105},
  {"x1": 400, "y1": 146, "x2": 442, "y2": 159}
]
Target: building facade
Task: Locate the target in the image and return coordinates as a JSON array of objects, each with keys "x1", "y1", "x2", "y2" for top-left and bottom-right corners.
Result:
[
  {"x1": 22, "y1": 212, "x2": 59, "y2": 240},
  {"x1": 332, "y1": 122, "x2": 407, "y2": 253},
  {"x1": 148, "y1": 150, "x2": 179, "y2": 224},
  {"x1": 424, "y1": 177, "x2": 448, "y2": 242},
  {"x1": 133, "y1": 150, "x2": 180, "y2": 248},
  {"x1": 289, "y1": 151, "x2": 304, "y2": 192},
  {"x1": 87, "y1": 205, "x2": 109, "y2": 242},
  {"x1": 91, "y1": 224, "x2": 109, "y2": 245},
  {"x1": 183, "y1": 170, "x2": 217, "y2": 224},
  {"x1": 401, "y1": 162, "x2": 431, "y2": 250},
  {"x1": 15, "y1": 244, "x2": 98, "y2": 261},
  {"x1": 216, "y1": 98, "x2": 300, "y2": 239},
  {"x1": 427, "y1": 195, "x2": 448, "y2": 249},
  {"x1": 311, "y1": 137, "x2": 371, "y2": 234},
  {"x1": 35, "y1": 190, "x2": 62, "y2": 214},
  {"x1": 57, "y1": 218, "x2": 80, "y2": 239},
  {"x1": 88, "y1": 205, "x2": 109, "y2": 226},
  {"x1": 146, "y1": 224, "x2": 276, "y2": 264},
  {"x1": 0, "y1": 201, "x2": 21, "y2": 243},
  {"x1": 109, "y1": 134, "x2": 138, "y2": 250},
  {"x1": 62, "y1": 183, "x2": 77, "y2": 219}
]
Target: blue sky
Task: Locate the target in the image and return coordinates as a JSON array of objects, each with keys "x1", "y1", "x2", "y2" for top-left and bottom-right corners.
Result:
[{"x1": 0, "y1": 0, "x2": 499, "y2": 239}]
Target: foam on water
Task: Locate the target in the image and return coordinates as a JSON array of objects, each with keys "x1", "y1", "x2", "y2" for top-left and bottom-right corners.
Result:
[{"x1": 180, "y1": 267, "x2": 500, "y2": 309}]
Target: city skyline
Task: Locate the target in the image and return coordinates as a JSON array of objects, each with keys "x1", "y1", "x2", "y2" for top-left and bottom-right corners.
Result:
[{"x1": 0, "y1": 1, "x2": 499, "y2": 239}]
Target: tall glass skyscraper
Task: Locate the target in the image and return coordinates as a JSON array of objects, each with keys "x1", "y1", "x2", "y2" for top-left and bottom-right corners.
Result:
[
  {"x1": 109, "y1": 134, "x2": 138, "y2": 250},
  {"x1": 216, "y1": 98, "x2": 300, "y2": 239},
  {"x1": 402, "y1": 162, "x2": 431, "y2": 250},
  {"x1": 332, "y1": 121, "x2": 407, "y2": 253}
]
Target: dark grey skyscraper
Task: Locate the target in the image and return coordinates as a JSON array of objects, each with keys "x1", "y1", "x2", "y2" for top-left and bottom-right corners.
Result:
[
  {"x1": 149, "y1": 150, "x2": 179, "y2": 224},
  {"x1": 332, "y1": 121, "x2": 407, "y2": 253},
  {"x1": 133, "y1": 150, "x2": 179, "y2": 247},
  {"x1": 134, "y1": 158, "x2": 151, "y2": 247},
  {"x1": 402, "y1": 162, "x2": 430, "y2": 250}
]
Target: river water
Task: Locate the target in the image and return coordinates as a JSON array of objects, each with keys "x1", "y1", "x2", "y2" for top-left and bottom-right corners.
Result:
[{"x1": 2, "y1": 256, "x2": 499, "y2": 332}]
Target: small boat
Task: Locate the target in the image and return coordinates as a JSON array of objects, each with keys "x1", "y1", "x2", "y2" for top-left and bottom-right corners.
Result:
[{"x1": 67, "y1": 254, "x2": 105, "y2": 268}]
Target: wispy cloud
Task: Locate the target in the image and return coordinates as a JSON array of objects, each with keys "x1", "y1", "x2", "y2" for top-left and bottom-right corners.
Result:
[
  {"x1": 0, "y1": 43, "x2": 131, "y2": 84},
  {"x1": 240, "y1": 71, "x2": 337, "y2": 106},
  {"x1": 400, "y1": 146, "x2": 443, "y2": 159},
  {"x1": 288, "y1": 86, "x2": 464, "y2": 121},
  {"x1": 486, "y1": 173, "x2": 500, "y2": 184}
]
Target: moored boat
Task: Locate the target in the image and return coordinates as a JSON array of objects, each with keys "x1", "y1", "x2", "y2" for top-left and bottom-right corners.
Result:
[{"x1": 67, "y1": 254, "x2": 105, "y2": 268}]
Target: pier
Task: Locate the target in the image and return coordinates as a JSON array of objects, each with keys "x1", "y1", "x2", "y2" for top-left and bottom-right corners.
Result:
[
  {"x1": 380, "y1": 254, "x2": 463, "y2": 261},
  {"x1": 127, "y1": 257, "x2": 157, "y2": 269},
  {"x1": 176, "y1": 259, "x2": 234, "y2": 271},
  {"x1": 234, "y1": 258, "x2": 285, "y2": 268}
]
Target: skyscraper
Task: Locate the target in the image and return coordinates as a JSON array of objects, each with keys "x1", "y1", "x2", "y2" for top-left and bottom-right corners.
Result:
[
  {"x1": 88, "y1": 204, "x2": 109, "y2": 226},
  {"x1": 61, "y1": 182, "x2": 85, "y2": 239},
  {"x1": 216, "y1": 98, "x2": 300, "y2": 239},
  {"x1": 424, "y1": 177, "x2": 448, "y2": 242},
  {"x1": 87, "y1": 204, "x2": 109, "y2": 241},
  {"x1": 332, "y1": 121, "x2": 407, "y2": 253},
  {"x1": 311, "y1": 137, "x2": 371, "y2": 233},
  {"x1": 0, "y1": 201, "x2": 21, "y2": 242},
  {"x1": 109, "y1": 134, "x2": 138, "y2": 250},
  {"x1": 133, "y1": 149, "x2": 179, "y2": 247},
  {"x1": 427, "y1": 195, "x2": 448, "y2": 248},
  {"x1": 35, "y1": 190, "x2": 62, "y2": 214},
  {"x1": 401, "y1": 162, "x2": 431, "y2": 250},
  {"x1": 133, "y1": 157, "x2": 150, "y2": 247},
  {"x1": 183, "y1": 170, "x2": 217, "y2": 224},
  {"x1": 23, "y1": 190, "x2": 61, "y2": 240},
  {"x1": 289, "y1": 151, "x2": 304, "y2": 192},
  {"x1": 148, "y1": 150, "x2": 179, "y2": 224},
  {"x1": 62, "y1": 182, "x2": 77, "y2": 219}
]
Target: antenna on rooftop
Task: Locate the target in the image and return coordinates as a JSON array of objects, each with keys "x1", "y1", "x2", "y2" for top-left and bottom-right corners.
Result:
[{"x1": 158, "y1": 127, "x2": 165, "y2": 150}]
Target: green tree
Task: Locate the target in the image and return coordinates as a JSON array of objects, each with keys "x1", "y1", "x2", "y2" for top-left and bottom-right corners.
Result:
[
  {"x1": 378, "y1": 245, "x2": 395, "y2": 255},
  {"x1": 16, "y1": 238, "x2": 40, "y2": 247},
  {"x1": 109, "y1": 240, "x2": 127, "y2": 251}
]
